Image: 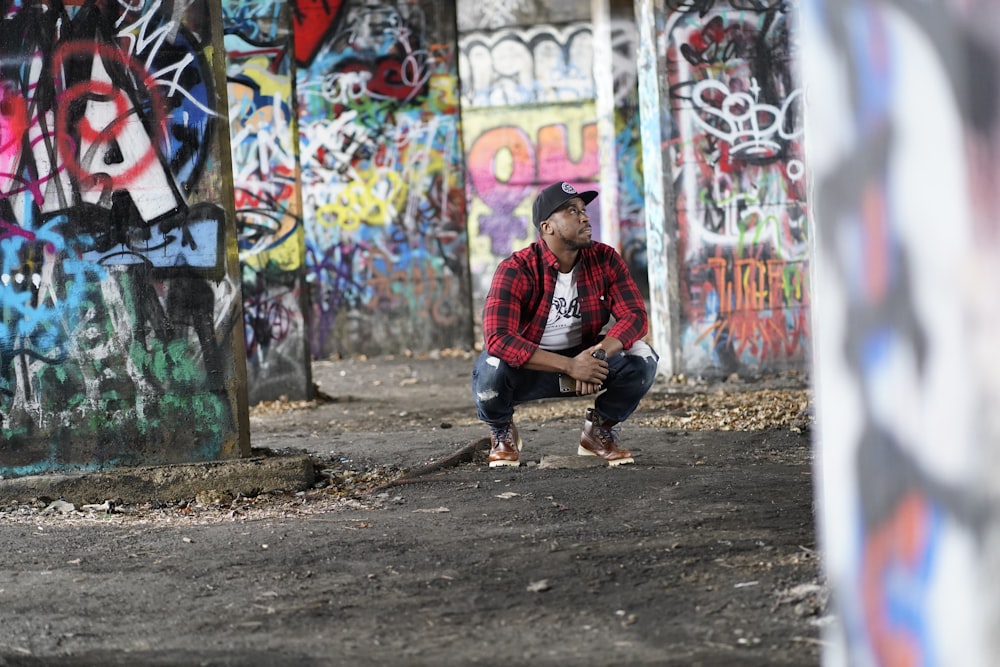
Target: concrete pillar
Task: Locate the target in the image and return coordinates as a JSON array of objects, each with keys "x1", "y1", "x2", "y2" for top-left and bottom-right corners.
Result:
[
  {"x1": 221, "y1": 0, "x2": 314, "y2": 405},
  {"x1": 634, "y1": 0, "x2": 678, "y2": 378}
]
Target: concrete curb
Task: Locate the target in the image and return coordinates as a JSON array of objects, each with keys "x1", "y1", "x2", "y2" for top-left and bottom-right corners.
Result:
[{"x1": 0, "y1": 453, "x2": 316, "y2": 506}]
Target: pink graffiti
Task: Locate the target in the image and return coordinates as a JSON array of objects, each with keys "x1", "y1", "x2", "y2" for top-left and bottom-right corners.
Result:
[
  {"x1": 467, "y1": 122, "x2": 600, "y2": 254},
  {"x1": 467, "y1": 126, "x2": 536, "y2": 210},
  {"x1": 0, "y1": 220, "x2": 36, "y2": 243},
  {"x1": 469, "y1": 122, "x2": 599, "y2": 198},
  {"x1": 0, "y1": 83, "x2": 29, "y2": 197}
]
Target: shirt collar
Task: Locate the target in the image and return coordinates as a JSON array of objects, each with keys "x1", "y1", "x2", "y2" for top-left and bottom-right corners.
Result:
[{"x1": 538, "y1": 239, "x2": 592, "y2": 272}]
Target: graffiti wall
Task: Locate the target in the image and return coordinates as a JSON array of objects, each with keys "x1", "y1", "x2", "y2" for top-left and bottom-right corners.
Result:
[
  {"x1": 664, "y1": 0, "x2": 809, "y2": 378},
  {"x1": 295, "y1": 0, "x2": 471, "y2": 359},
  {"x1": 458, "y1": 5, "x2": 647, "y2": 308},
  {"x1": 804, "y1": 0, "x2": 1000, "y2": 663},
  {"x1": 0, "y1": 0, "x2": 248, "y2": 476},
  {"x1": 222, "y1": 0, "x2": 312, "y2": 403},
  {"x1": 462, "y1": 103, "x2": 601, "y2": 298}
]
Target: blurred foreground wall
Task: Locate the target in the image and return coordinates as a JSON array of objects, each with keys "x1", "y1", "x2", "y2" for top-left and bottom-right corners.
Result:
[
  {"x1": 0, "y1": 0, "x2": 250, "y2": 476},
  {"x1": 804, "y1": 0, "x2": 1000, "y2": 663}
]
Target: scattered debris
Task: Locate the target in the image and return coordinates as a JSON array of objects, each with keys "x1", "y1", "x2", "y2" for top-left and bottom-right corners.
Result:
[
  {"x1": 43, "y1": 500, "x2": 75, "y2": 514},
  {"x1": 526, "y1": 579, "x2": 551, "y2": 593},
  {"x1": 614, "y1": 609, "x2": 638, "y2": 626},
  {"x1": 81, "y1": 501, "x2": 114, "y2": 513}
]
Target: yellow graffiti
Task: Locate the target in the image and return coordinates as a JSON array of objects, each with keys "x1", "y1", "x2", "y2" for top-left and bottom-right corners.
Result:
[
  {"x1": 316, "y1": 170, "x2": 406, "y2": 231},
  {"x1": 241, "y1": 213, "x2": 305, "y2": 272}
]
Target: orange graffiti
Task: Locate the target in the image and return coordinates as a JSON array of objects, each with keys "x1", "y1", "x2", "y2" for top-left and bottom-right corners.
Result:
[{"x1": 862, "y1": 491, "x2": 933, "y2": 667}]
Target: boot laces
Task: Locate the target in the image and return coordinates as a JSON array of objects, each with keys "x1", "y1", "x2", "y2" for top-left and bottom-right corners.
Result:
[
  {"x1": 596, "y1": 422, "x2": 621, "y2": 445},
  {"x1": 491, "y1": 423, "x2": 514, "y2": 446}
]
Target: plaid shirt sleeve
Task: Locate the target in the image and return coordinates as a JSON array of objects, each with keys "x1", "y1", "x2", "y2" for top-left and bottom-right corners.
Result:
[
  {"x1": 582, "y1": 242, "x2": 648, "y2": 349},
  {"x1": 481, "y1": 251, "x2": 545, "y2": 367}
]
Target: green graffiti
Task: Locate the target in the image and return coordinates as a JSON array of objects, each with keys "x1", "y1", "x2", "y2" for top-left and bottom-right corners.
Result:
[{"x1": 168, "y1": 339, "x2": 202, "y2": 383}]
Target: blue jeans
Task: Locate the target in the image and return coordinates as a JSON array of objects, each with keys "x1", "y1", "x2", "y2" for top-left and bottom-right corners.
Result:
[{"x1": 471, "y1": 341, "x2": 659, "y2": 428}]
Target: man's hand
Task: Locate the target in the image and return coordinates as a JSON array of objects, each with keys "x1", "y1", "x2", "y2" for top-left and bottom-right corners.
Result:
[{"x1": 567, "y1": 349, "x2": 609, "y2": 395}]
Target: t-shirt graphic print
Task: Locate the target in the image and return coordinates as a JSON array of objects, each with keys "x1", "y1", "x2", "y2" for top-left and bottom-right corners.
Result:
[{"x1": 539, "y1": 268, "x2": 583, "y2": 350}]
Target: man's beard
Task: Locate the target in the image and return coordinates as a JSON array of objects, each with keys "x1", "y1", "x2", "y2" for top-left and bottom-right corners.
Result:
[{"x1": 557, "y1": 231, "x2": 592, "y2": 250}]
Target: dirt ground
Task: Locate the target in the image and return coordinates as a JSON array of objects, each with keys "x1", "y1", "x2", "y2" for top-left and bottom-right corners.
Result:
[{"x1": 0, "y1": 351, "x2": 828, "y2": 667}]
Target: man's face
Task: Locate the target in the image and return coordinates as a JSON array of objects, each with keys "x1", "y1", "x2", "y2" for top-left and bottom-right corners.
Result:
[{"x1": 545, "y1": 197, "x2": 592, "y2": 249}]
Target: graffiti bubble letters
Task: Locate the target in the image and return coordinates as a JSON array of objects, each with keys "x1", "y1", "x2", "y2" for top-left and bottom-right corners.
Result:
[
  {"x1": 467, "y1": 119, "x2": 598, "y2": 256},
  {"x1": 691, "y1": 78, "x2": 802, "y2": 161}
]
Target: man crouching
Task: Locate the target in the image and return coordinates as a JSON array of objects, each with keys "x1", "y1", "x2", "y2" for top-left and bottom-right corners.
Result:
[{"x1": 471, "y1": 182, "x2": 659, "y2": 468}]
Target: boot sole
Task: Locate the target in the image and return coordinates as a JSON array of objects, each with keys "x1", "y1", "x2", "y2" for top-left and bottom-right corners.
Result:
[{"x1": 577, "y1": 445, "x2": 634, "y2": 466}]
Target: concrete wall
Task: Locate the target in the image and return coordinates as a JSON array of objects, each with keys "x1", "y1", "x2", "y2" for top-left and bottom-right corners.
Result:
[
  {"x1": 294, "y1": 0, "x2": 473, "y2": 359},
  {"x1": 661, "y1": 0, "x2": 809, "y2": 379},
  {"x1": 0, "y1": 0, "x2": 249, "y2": 476},
  {"x1": 457, "y1": 0, "x2": 647, "y2": 316},
  {"x1": 805, "y1": 0, "x2": 1000, "y2": 663},
  {"x1": 222, "y1": 0, "x2": 314, "y2": 403}
]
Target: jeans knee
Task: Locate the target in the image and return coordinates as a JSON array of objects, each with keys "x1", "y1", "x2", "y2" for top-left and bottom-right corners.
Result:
[
  {"x1": 473, "y1": 355, "x2": 508, "y2": 398},
  {"x1": 625, "y1": 343, "x2": 658, "y2": 390},
  {"x1": 472, "y1": 354, "x2": 517, "y2": 423}
]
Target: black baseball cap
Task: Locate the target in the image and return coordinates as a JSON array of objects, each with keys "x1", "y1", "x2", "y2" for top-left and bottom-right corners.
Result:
[{"x1": 532, "y1": 182, "x2": 598, "y2": 228}]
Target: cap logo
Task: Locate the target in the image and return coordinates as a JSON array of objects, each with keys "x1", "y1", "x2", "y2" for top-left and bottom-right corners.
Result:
[{"x1": 561, "y1": 182, "x2": 576, "y2": 195}]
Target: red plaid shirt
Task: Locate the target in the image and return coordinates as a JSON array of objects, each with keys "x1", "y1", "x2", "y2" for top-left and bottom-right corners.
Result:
[{"x1": 482, "y1": 240, "x2": 648, "y2": 367}]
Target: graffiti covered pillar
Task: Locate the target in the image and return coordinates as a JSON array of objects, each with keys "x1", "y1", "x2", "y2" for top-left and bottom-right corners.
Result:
[
  {"x1": 294, "y1": 0, "x2": 472, "y2": 359},
  {"x1": 0, "y1": 0, "x2": 250, "y2": 476},
  {"x1": 222, "y1": 0, "x2": 313, "y2": 404},
  {"x1": 662, "y1": 0, "x2": 809, "y2": 379},
  {"x1": 634, "y1": 0, "x2": 677, "y2": 377},
  {"x1": 804, "y1": 0, "x2": 1000, "y2": 663}
]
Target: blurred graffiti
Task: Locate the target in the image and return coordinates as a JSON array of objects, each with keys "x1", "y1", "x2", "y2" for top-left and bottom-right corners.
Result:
[
  {"x1": 296, "y1": 0, "x2": 469, "y2": 358},
  {"x1": 223, "y1": 0, "x2": 311, "y2": 402},
  {"x1": 805, "y1": 0, "x2": 1000, "y2": 662}
]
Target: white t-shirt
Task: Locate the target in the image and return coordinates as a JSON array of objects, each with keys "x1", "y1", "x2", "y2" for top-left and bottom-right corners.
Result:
[{"x1": 538, "y1": 268, "x2": 583, "y2": 350}]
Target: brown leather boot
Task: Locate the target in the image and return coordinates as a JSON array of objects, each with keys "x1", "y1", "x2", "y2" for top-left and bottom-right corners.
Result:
[
  {"x1": 578, "y1": 408, "x2": 634, "y2": 466},
  {"x1": 488, "y1": 421, "x2": 522, "y2": 467}
]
